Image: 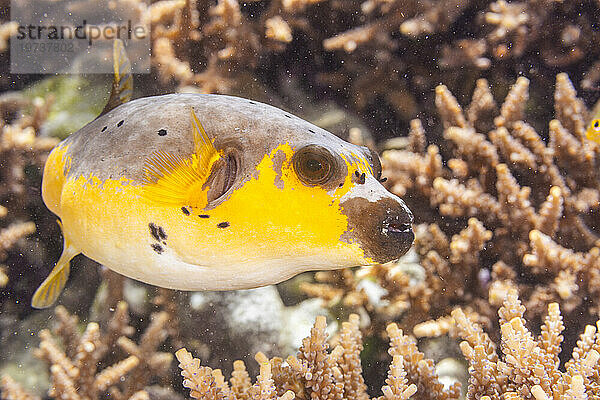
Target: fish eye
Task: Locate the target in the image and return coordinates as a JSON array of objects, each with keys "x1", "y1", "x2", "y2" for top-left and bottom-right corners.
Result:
[
  {"x1": 594, "y1": 120, "x2": 600, "y2": 129},
  {"x1": 293, "y1": 145, "x2": 336, "y2": 186},
  {"x1": 367, "y1": 147, "x2": 383, "y2": 180}
]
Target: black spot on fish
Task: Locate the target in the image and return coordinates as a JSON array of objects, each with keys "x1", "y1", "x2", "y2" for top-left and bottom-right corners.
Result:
[
  {"x1": 181, "y1": 207, "x2": 190, "y2": 215},
  {"x1": 354, "y1": 170, "x2": 366, "y2": 184},
  {"x1": 158, "y1": 128, "x2": 167, "y2": 136},
  {"x1": 101, "y1": 126, "x2": 107, "y2": 132},
  {"x1": 248, "y1": 101, "x2": 256, "y2": 105},
  {"x1": 339, "y1": 183, "x2": 344, "y2": 188},
  {"x1": 217, "y1": 222, "x2": 230, "y2": 228},
  {"x1": 199, "y1": 214, "x2": 210, "y2": 219},
  {"x1": 380, "y1": 177, "x2": 388, "y2": 183},
  {"x1": 117, "y1": 120, "x2": 124, "y2": 127},
  {"x1": 309, "y1": 129, "x2": 315, "y2": 133},
  {"x1": 149, "y1": 222, "x2": 168, "y2": 241},
  {"x1": 149, "y1": 223, "x2": 160, "y2": 240},
  {"x1": 151, "y1": 243, "x2": 163, "y2": 254},
  {"x1": 285, "y1": 114, "x2": 292, "y2": 119}
]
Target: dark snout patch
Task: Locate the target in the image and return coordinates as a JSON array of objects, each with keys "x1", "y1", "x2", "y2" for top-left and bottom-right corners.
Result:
[{"x1": 341, "y1": 197, "x2": 414, "y2": 263}]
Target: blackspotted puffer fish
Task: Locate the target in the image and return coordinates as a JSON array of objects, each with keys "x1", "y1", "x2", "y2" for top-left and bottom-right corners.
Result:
[{"x1": 32, "y1": 41, "x2": 414, "y2": 308}]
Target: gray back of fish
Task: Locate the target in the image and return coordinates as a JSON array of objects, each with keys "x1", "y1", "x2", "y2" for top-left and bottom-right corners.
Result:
[{"x1": 63, "y1": 94, "x2": 359, "y2": 183}]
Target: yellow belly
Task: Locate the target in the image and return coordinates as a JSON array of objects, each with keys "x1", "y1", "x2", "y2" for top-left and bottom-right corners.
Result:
[{"x1": 54, "y1": 174, "x2": 368, "y2": 291}]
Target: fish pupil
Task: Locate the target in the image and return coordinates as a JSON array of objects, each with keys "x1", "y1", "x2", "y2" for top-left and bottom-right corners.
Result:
[
  {"x1": 306, "y1": 158, "x2": 322, "y2": 172},
  {"x1": 595, "y1": 120, "x2": 599, "y2": 128}
]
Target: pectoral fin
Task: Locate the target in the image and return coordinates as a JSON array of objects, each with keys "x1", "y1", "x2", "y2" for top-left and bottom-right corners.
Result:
[
  {"x1": 99, "y1": 39, "x2": 133, "y2": 116},
  {"x1": 142, "y1": 108, "x2": 221, "y2": 208},
  {"x1": 31, "y1": 223, "x2": 79, "y2": 309}
]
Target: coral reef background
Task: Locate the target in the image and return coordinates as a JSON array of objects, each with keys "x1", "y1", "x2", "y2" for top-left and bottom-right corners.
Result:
[{"x1": 1, "y1": 0, "x2": 600, "y2": 399}]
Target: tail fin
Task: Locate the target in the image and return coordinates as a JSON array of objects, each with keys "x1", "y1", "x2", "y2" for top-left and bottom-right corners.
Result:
[{"x1": 31, "y1": 221, "x2": 79, "y2": 309}]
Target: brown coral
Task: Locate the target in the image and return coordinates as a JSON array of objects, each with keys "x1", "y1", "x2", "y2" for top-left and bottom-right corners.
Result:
[
  {"x1": 176, "y1": 314, "x2": 455, "y2": 400},
  {"x1": 1, "y1": 302, "x2": 172, "y2": 400},
  {"x1": 453, "y1": 289, "x2": 600, "y2": 399},
  {"x1": 387, "y1": 74, "x2": 600, "y2": 329},
  {"x1": 0, "y1": 92, "x2": 59, "y2": 313},
  {"x1": 302, "y1": 73, "x2": 600, "y2": 349}
]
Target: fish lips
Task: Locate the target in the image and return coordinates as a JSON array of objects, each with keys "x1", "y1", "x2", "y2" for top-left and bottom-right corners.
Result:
[{"x1": 341, "y1": 196, "x2": 414, "y2": 264}]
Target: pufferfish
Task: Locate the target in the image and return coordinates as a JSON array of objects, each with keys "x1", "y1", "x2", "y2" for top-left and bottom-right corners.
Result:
[{"x1": 31, "y1": 41, "x2": 414, "y2": 308}]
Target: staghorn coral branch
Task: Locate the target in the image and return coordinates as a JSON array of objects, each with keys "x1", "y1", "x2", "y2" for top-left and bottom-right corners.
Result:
[
  {"x1": 48, "y1": 365, "x2": 79, "y2": 400},
  {"x1": 435, "y1": 85, "x2": 467, "y2": 129},
  {"x1": 176, "y1": 348, "x2": 225, "y2": 400},
  {"x1": 489, "y1": 127, "x2": 537, "y2": 170},
  {"x1": 379, "y1": 355, "x2": 417, "y2": 400},
  {"x1": 29, "y1": 304, "x2": 173, "y2": 400},
  {"x1": 386, "y1": 323, "x2": 459, "y2": 400},
  {"x1": 177, "y1": 315, "x2": 459, "y2": 400},
  {"x1": 95, "y1": 356, "x2": 140, "y2": 392},
  {"x1": 494, "y1": 76, "x2": 529, "y2": 128},
  {"x1": 467, "y1": 79, "x2": 497, "y2": 131},
  {"x1": 554, "y1": 73, "x2": 588, "y2": 141},
  {"x1": 0, "y1": 221, "x2": 36, "y2": 259},
  {"x1": 535, "y1": 186, "x2": 563, "y2": 237},
  {"x1": 0, "y1": 376, "x2": 41, "y2": 400}
]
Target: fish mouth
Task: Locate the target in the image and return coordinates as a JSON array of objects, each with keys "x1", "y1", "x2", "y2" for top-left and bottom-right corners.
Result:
[
  {"x1": 382, "y1": 217, "x2": 413, "y2": 236},
  {"x1": 341, "y1": 197, "x2": 414, "y2": 264},
  {"x1": 379, "y1": 207, "x2": 414, "y2": 259}
]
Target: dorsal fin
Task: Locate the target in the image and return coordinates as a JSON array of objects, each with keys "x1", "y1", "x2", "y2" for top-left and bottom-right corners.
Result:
[
  {"x1": 99, "y1": 39, "x2": 133, "y2": 116},
  {"x1": 142, "y1": 108, "x2": 221, "y2": 209}
]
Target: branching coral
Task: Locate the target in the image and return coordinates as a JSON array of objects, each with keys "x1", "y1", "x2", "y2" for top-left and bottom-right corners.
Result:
[
  {"x1": 1, "y1": 302, "x2": 172, "y2": 400},
  {"x1": 302, "y1": 73, "x2": 600, "y2": 346},
  {"x1": 0, "y1": 375, "x2": 41, "y2": 400},
  {"x1": 148, "y1": 0, "x2": 318, "y2": 94},
  {"x1": 0, "y1": 93, "x2": 58, "y2": 299},
  {"x1": 453, "y1": 289, "x2": 600, "y2": 399},
  {"x1": 390, "y1": 74, "x2": 599, "y2": 333},
  {"x1": 7, "y1": 295, "x2": 600, "y2": 400},
  {"x1": 25, "y1": 0, "x2": 584, "y2": 140},
  {"x1": 176, "y1": 314, "x2": 458, "y2": 400},
  {"x1": 3, "y1": 0, "x2": 598, "y2": 140},
  {"x1": 0, "y1": 205, "x2": 35, "y2": 287}
]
